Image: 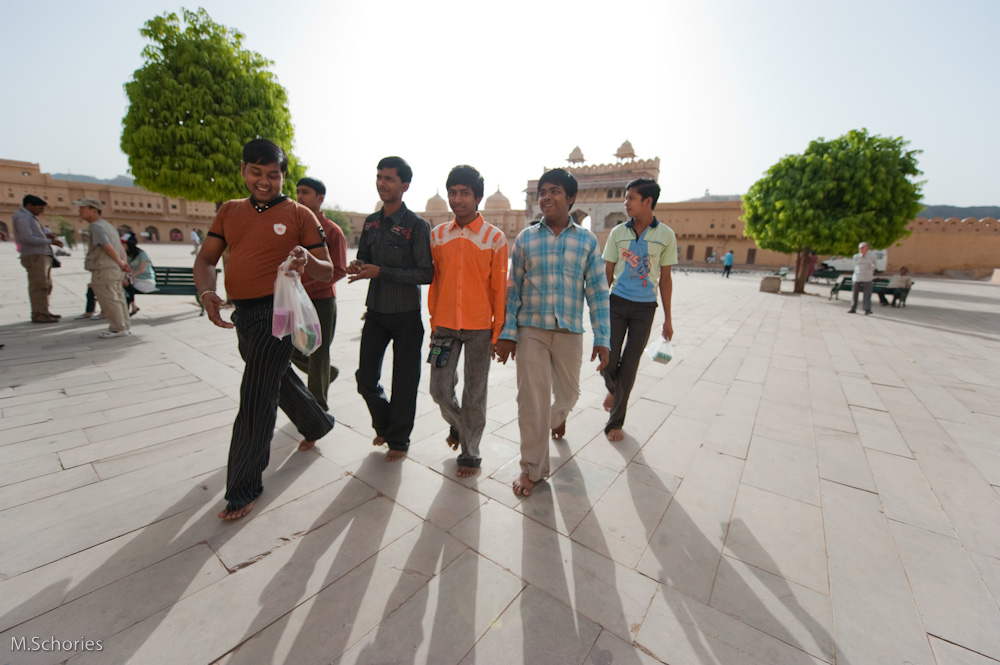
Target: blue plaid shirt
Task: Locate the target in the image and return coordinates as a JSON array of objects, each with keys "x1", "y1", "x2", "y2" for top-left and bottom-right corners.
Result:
[{"x1": 500, "y1": 217, "x2": 610, "y2": 347}]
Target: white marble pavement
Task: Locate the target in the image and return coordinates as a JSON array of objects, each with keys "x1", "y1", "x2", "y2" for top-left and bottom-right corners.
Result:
[{"x1": 1, "y1": 241, "x2": 999, "y2": 664}]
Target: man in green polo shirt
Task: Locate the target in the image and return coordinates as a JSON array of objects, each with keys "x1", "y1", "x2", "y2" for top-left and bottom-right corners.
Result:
[{"x1": 601, "y1": 178, "x2": 677, "y2": 441}]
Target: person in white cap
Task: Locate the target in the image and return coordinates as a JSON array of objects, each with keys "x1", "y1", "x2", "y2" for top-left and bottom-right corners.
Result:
[{"x1": 74, "y1": 198, "x2": 133, "y2": 338}]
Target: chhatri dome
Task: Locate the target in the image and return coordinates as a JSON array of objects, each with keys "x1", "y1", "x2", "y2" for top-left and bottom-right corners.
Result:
[
  {"x1": 567, "y1": 146, "x2": 585, "y2": 163},
  {"x1": 484, "y1": 188, "x2": 511, "y2": 210},
  {"x1": 616, "y1": 139, "x2": 636, "y2": 160},
  {"x1": 425, "y1": 191, "x2": 448, "y2": 213}
]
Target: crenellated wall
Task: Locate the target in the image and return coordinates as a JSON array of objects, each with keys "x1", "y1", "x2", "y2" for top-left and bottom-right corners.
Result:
[{"x1": 887, "y1": 217, "x2": 1000, "y2": 275}]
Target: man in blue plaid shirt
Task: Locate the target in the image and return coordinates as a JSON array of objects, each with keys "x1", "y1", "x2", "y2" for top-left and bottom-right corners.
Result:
[{"x1": 496, "y1": 168, "x2": 610, "y2": 496}]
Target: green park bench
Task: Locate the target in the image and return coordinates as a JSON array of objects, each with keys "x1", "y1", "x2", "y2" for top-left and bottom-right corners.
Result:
[
  {"x1": 149, "y1": 266, "x2": 219, "y2": 315},
  {"x1": 830, "y1": 276, "x2": 913, "y2": 306},
  {"x1": 810, "y1": 267, "x2": 840, "y2": 283}
]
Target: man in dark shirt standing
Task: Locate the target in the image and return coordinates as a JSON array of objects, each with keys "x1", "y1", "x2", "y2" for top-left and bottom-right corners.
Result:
[{"x1": 348, "y1": 156, "x2": 433, "y2": 461}]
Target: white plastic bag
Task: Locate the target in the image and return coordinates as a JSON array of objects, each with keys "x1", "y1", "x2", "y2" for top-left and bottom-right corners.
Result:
[
  {"x1": 272, "y1": 257, "x2": 322, "y2": 355},
  {"x1": 645, "y1": 335, "x2": 673, "y2": 364}
]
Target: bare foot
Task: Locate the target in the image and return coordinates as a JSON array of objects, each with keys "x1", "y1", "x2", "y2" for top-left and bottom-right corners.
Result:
[
  {"x1": 217, "y1": 499, "x2": 257, "y2": 520},
  {"x1": 551, "y1": 421, "x2": 566, "y2": 439},
  {"x1": 457, "y1": 466, "x2": 478, "y2": 478},
  {"x1": 385, "y1": 449, "x2": 406, "y2": 462},
  {"x1": 372, "y1": 435, "x2": 386, "y2": 447},
  {"x1": 606, "y1": 428, "x2": 624, "y2": 442},
  {"x1": 298, "y1": 438, "x2": 316, "y2": 451},
  {"x1": 603, "y1": 392, "x2": 614, "y2": 412},
  {"x1": 513, "y1": 473, "x2": 535, "y2": 496},
  {"x1": 446, "y1": 433, "x2": 460, "y2": 451}
]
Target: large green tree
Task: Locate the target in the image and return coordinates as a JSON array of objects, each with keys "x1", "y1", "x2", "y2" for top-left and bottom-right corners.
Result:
[
  {"x1": 743, "y1": 129, "x2": 923, "y2": 293},
  {"x1": 121, "y1": 8, "x2": 304, "y2": 203}
]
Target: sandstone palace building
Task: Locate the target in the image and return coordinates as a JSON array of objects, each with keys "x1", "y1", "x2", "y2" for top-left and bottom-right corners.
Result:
[
  {"x1": 3, "y1": 150, "x2": 997, "y2": 277},
  {"x1": 0, "y1": 159, "x2": 215, "y2": 245}
]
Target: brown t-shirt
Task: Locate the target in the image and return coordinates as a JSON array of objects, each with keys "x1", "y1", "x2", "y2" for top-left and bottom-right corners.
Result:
[{"x1": 208, "y1": 198, "x2": 325, "y2": 300}]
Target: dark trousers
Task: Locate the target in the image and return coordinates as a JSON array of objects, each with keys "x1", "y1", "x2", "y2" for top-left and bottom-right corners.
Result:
[
  {"x1": 356, "y1": 310, "x2": 424, "y2": 451},
  {"x1": 124, "y1": 284, "x2": 139, "y2": 306},
  {"x1": 291, "y1": 296, "x2": 337, "y2": 410},
  {"x1": 227, "y1": 299, "x2": 335, "y2": 510},
  {"x1": 877, "y1": 289, "x2": 904, "y2": 306},
  {"x1": 722, "y1": 264, "x2": 732, "y2": 278},
  {"x1": 601, "y1": 294, "x2": 657, "y2": 432}
]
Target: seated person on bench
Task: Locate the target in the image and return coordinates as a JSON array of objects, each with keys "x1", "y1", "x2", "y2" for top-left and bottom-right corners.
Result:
[{"x1": 878, "y1": 266, "x2": 912, "y2": 307}]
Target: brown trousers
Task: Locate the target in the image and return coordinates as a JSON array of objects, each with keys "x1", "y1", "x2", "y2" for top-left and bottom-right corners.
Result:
[
  {"x1": 91, "y1": 267, "x2": 131, "y2": 332},
  {"x1": 515, "y1": 326, "x2": 583, "y2": 481},
  {"x1": 20, "y1": 254, "x2": 53, "y2": 315}
]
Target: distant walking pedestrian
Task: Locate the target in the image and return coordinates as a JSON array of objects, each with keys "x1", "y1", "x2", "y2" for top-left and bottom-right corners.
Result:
[
  {"x1": 722, "y1": 250, "x2": 734, "y2": 278},
  {"x1": 190, "y1": 229, "x2": 201, "y2": 255}
]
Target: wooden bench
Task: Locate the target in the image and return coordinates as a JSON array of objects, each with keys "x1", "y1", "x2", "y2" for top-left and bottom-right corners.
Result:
[
  {"x1": 148, "y1": 266, "x2": 219, "y2": 315},
  {"x1": 830, "y1": 276, "x2": 912, "y2": 306}
]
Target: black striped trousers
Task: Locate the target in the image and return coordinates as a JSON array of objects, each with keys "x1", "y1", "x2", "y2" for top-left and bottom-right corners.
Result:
[{"x1": 227, "y1": 298, "x2": 335, "y2": 510}]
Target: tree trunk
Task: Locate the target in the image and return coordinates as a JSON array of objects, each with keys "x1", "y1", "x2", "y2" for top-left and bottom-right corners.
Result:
[{"x1": 793, "y1": 246, "x2": 811, "y2": 293}]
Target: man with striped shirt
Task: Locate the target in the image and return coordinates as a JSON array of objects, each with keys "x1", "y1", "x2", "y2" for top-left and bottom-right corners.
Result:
[
  {"x1": 428, "y1": 165, "x2": 508, "y2": 477},
  {"x1": 496, "y1": 168, "x2": 611, "y2": 496}
]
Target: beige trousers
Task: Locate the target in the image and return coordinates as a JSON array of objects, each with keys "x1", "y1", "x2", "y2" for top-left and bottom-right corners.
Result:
[
  {"x1": 20, "y1": 254, "x2": 53, "y2": 315},
  {"x1": 91, "y1": 267, "x2": 130, "y2": 332},
  {"x1": 515, "y1": 326, "x2": 583, "y2": 481}
]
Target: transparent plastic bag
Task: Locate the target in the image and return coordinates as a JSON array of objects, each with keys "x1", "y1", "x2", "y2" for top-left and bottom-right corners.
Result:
[
  {"x1": 272, "y1": 257, "x2": 322, "y2": 355},
  {"x1": 645, "y1": 335, "x2": 674, "y2": 364}
]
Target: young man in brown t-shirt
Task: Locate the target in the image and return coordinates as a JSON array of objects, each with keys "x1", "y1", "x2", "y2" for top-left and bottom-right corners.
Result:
[{"x1": 194, "y1": 139, "x2": 336, "y2": 520}]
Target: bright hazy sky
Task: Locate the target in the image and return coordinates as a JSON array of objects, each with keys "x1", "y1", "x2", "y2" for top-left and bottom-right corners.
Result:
[{"x1": 3, "y1": 0, "x2": 998, "y2": 213}]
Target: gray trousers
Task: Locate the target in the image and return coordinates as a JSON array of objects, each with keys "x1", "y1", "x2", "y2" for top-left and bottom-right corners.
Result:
[
  {"x1": 851, "y1": 281, "x2": 874, "y2": 312},
  {"x1": 429, "y1": 327, "x2": 493, "y2": 467},
  {"x1": 602, "y1": 294, "x2": 657, "y2": 432}
]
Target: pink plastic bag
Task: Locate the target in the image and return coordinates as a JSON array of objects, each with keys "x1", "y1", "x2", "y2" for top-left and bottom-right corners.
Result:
[{"x1": 272, "y1": 257, "x2": 322, "y2": 355}]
